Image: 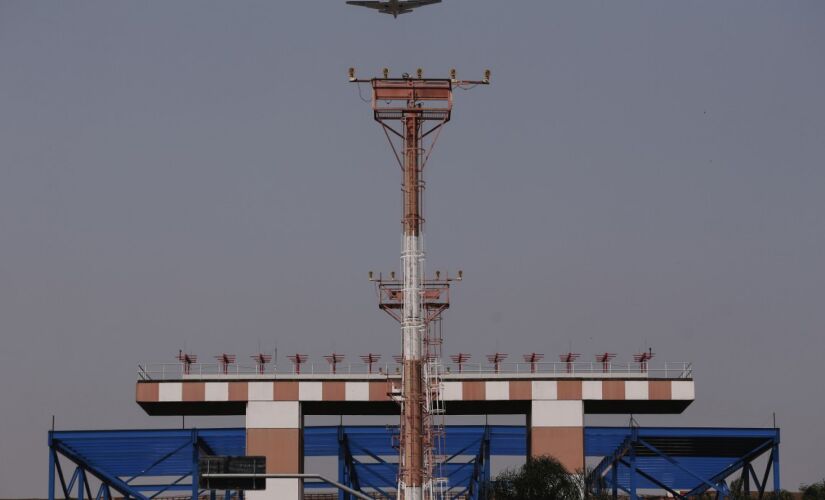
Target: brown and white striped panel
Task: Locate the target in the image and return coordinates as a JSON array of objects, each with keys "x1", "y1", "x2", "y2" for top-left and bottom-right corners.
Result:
[
  {"x1": 245, "y1": 401, "x2": 302, "y2": 500},
  {"x1": 530, "y1": 400, "x2": 585, "y2": 472},
  {"x1": 438, "y1": 380, "x2": 695, "y2": 402},
  {"x1": 137, "y1": 380, "x2": 396, "y2": 403},
  {"x1": 136, "y1": 379, "x2": 694, "y2": 403}
]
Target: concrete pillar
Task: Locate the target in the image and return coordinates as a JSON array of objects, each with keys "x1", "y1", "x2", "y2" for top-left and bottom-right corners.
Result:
[
  {"x1": 529, "y1": 396, "x2": 584, "y2": 472},
  {"x1": 245, "y1": 401, "x2": 303, "y2": 500}
]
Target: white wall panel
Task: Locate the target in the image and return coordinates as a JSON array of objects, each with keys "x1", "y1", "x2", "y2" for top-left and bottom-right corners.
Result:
[
  {"x1": 485, "y1": 381, "x2": 509, "y2": 400},
  {"x1": 531, "y1": 381, "x2": 558, "y2": 400},
  {"x1": 204, "y1": 382, "x2": 229, "y2": 402},
  {"x1": 671, "y1": 381, "x2": 695, "y2": 400},
  {"x1": 245, "y1": 401, "x2": 300, "y2": 429},
  {"x1": 442, "y1": 382, "x2": 462, "y2": 401},
  {"x1": 345, "y1": 382, "x2": 370, "y2": 401},
  {"x1": 531, "y1": 400, "x2": 584, "y2": 427},
  {"x1": 582, "y1": 381, "x2": 602, "y2": 400},
  {"x1": 245, "y1": 478, "x2": 301, "y2": 500},
  {"x1": 158, "y1": 382, "x2": 182, "y2": 402},
  {"x1": 625, "y1": 381, "x2": 649, "y2": 400},
  {"x1": 298, "y1": 381, "x2": 323, "y2": 401},
  {"x1": 248, "y1": 382, "x2": 274, "y2": 401}
]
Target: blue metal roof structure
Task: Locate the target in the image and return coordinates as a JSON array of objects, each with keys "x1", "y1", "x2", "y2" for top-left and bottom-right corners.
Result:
[
  {"x1": 48, "y1": 425, "x2": 524, "y2": 500},
  {"x1": 49, "y1": 428, "x2": 246, "y2": 500},
  {"x1": 585, "y1": 427, "x2": 780, "y2": 499},
  {"x1": 305, "y1": 425, "x2": 525, "y2": 457},
  {"x1": 49, "y1": 425, "x2": 780, "y2": 499},
  {"x1": 305, "y1": 425, "x2": 526, "y2": 498}
]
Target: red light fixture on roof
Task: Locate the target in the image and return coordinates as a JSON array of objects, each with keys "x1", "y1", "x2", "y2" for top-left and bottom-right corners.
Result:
[
  {"x1": 595, "y1": 353, "x2": 617, "y2": 373},
  {"x1": 287, "y1": 354, "x2": 308, "y2": 375},
  {"x1": 559, "y1": 352, "x2": 581, "y2": 374},
  {"x1": 449, "y1": 353, "x2": 472, "y2": 373},
  {"x1": 360, "y1": 353, "x2": 382, "y2": 374},
  {"x1": 523, "y1": 353, "x2": 545, "y2": 373},
  {"x1": 324, "y1": 353, "x2": 345, "y2": 374},
  {"x1": 486, "y1": 353, "x2": 508, "y2": 374},
  {"x1": 214, "y1": 353, "x2": 236, "y2": 374},
  {"x1": 251, "y1": 353, "x2": 272, "y2": 374},
  {"x1": 176, "y1": 350, "x2": 197, "y2": 375},
  {"x1": 634, "y1": 348, "x2": 655, "y2": 373}
]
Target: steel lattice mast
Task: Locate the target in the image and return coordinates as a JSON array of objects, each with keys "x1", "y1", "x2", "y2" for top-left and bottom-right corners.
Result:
[{"x1": 350, "y1": 68, "x2": 488, "y2": 500}]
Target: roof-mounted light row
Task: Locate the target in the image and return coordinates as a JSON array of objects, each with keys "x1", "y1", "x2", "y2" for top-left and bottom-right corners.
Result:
[
  {"x1": 348, "y1": 67, "x2": 490, "y2": 84},
  {"x1": 170, "y1": 349, "x2": 658, "y2": 375}
]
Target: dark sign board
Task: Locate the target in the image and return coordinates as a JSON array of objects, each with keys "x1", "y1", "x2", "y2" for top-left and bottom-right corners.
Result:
[{"x1": 199, "y1": 456, "x2": 266, "y2": 490}]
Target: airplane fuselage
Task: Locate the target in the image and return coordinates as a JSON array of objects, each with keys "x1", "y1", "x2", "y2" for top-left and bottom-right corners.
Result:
[
  {"x1": 347, "y1": 0, "x2": 440, "y2": 19},
  {"x1": 387, "y1": 0, "x2": 402, "y2": 18}
]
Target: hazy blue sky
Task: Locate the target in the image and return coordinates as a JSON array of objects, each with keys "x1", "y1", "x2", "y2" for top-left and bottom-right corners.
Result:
[{"x1": 1, "y1": 1, "x2": 824, "y2": 495}]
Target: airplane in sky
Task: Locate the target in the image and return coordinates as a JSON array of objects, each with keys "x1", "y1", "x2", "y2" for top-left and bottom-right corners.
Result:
[{"x1": 346, "y1": 0, "x2": 442, "y2": 18}]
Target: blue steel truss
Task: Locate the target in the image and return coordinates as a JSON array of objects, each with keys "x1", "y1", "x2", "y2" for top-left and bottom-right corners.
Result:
[
  {"x1": 49, "y1": 426, "x2": 525, "y2": 500},
  {"x1": 304, "y1": 425, "x2": 526, "y2": 500},
  {"x1": 586, "y1": 427, "x2": 780, "y2": 500},
  {"x1": 48, "y1": 428, "x2": 246, "y2": 500},
  {"x1": 50, "y1": 425, "x2": 775, "y2": 500}
]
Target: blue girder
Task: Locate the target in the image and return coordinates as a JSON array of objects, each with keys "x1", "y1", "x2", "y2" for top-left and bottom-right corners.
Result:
[
  {"x1": 586, "y1": 427, "x2": 781, "y2": 500},
  {"x1": 50, "y1": 425, "x2": 776, "y2": 499},
  {"x1": 48, "y1": 428, "x2": 246, "y2": 500},
  {"x1": 310, "y1": 425, "x2": 521, "y2": 499}
]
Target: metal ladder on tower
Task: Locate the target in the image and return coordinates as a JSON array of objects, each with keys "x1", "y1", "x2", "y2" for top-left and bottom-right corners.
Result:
[{"x1": 423, "y1": 318, "x2": 448, "y2": 499}]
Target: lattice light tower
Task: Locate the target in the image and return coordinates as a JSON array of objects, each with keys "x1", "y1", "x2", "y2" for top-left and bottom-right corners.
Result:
[{"x1": 351, "y1": 67, "x2": 489, "y2": 500}]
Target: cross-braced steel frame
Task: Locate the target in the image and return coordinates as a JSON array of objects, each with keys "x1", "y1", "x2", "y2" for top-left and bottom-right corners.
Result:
[
  {"x1": 48, "y1": 429, "x2": 245, "y2": 500},
  {"x1": 331, "y1": 425, "x2": 494, "y2": 500},
  {"x1": 588, "y1": 427, "x2": 781, "y2": 500}
]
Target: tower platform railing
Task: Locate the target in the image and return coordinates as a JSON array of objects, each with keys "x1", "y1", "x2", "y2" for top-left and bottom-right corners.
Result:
[{"x1": 137, "y1": 361, "x2": 692, "y2": 380}]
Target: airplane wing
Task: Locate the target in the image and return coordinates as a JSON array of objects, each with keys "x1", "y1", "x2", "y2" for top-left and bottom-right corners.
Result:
[
  {"x1": 347, "y1": 0, "x2": 441, "y2": 16},
  {"x1": 345, "y1": 1, "x2": 386, "y2": 10},
  {"x1": 402, "y1": 0, "x2": 442, "y2": 6}
]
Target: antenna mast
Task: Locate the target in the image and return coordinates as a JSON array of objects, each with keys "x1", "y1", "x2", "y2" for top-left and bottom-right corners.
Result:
[{"x1": 351, "y1": 67, "x2": 489, "y2": 500}]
